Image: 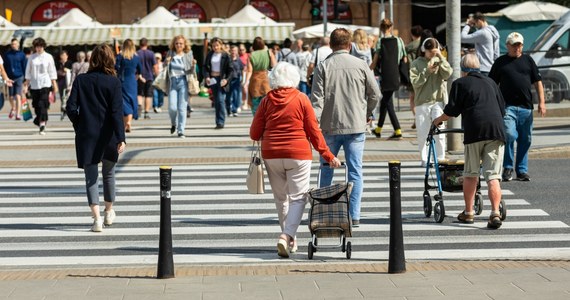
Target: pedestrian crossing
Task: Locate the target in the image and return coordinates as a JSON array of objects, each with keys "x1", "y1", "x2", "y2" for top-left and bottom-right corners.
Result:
[{"x1": 0, "y1": 162, "x2": 569, "y2": 267}]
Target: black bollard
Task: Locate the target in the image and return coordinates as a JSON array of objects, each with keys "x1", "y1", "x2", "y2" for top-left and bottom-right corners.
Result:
[
  {"x1": 388, "y1": 161, "x2": 406, "y2": 273},
  {"x1": 157, "y1": 166, "x2": 175, "y2": 279}
]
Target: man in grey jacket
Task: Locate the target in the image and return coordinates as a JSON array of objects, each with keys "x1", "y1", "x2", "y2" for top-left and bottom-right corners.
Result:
[
  {"x1": 311, "y1": 28, "x2": 381, "y2": 227},
  {"x1": 461, "y1": 12, "x2": 500, "y2": 75}
]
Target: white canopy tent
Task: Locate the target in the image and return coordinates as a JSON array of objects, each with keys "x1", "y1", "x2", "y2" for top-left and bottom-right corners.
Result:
[
  {"x1": 226, "y1": 5, "x2": 277, "y2": 24},
  {"x1": 0, "y1": 15, "x2": 18, "y2": 44},
  {"x1": 45, "y1": 8, "x2": 102, "y2": 28},
  {"x1": 293, "y1": 23, "x2": 379, "y2": 39},
  {"x1": 136, "y1": 6, "x2": 187, "y2": 26}
]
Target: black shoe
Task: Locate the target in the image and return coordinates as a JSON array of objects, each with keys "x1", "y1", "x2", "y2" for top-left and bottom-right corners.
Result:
[
  {"x1": 144, "y1": 112, "x2": 150, "y2": 119},
  {"x1": 373, "y1": 127, "x2": 381, "y2": 138},
  {"x1": 170, "y1": 126, "x2": 176, "y2": 134},
  {"x1": 215, "y1": 124, "x2": 224, "y2": 129},
  {"x1": 502, "y1": 168, "x2": 514, "y2": 182},
  {"x1": 517, "y1": 173, "x2": 530, "y2": 181},
  {"x1": 388, "y1": 133, "x2": 403, "y2": 140}
]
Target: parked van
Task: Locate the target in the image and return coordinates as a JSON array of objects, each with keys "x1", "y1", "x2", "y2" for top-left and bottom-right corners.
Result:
[{"x1": 528, "y1": 11, "x2": 570, "y2": 103}]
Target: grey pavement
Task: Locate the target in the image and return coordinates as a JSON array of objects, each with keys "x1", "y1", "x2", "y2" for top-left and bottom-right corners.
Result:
[{"x1": 1, "y1": 96, "x2": 570, "y2": 299}]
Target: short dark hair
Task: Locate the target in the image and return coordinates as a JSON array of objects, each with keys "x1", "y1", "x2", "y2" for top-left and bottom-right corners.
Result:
[
  {"x1": 330, "y1": 28, "x2": 352, "y2": 50},
  {"x1": 282, "y1": 38, "x2": 292, "y2": 49},
  {"x1": 411, "y1": 25, "x2": 423, "y2": 38},
  {"x1": 252, "y1": 36, "x2": 265, "y2": 51},
  {"x1": 11, "y1": 38, "x2": 18, "y2": 43},
  {"x1": 473, "y1": 12, "x2": 486, "y2": 21},
  {"x1": 140, "y1": 38, "x2": 148, "y2": 47},
  {"x1": 32, "y1": 37, "x2": 46, "y2": 48}
]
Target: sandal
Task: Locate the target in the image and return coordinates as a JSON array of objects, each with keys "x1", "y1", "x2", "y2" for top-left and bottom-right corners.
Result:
[{"x1": 289, "y1": 237, "x2": 298, "y2": 253}]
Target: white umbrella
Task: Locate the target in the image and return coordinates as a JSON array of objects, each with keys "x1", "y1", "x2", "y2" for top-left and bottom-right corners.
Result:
[{"x1": 486, "y1": 1, "x2": 569, "y2": 22}]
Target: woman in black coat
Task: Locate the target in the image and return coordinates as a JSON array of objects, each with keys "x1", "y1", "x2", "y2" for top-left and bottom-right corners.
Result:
[
  {"x1": 203, "y1": 37, "x2": 234, "y2": 129},
  {"x1": 66, "y1": 44, "x2": 126, "y2": 232}
]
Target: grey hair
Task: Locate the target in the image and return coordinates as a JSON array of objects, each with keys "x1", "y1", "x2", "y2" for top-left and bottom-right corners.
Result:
[
  {"x1": 76, "y1": 51, "x2": 86, "y2": 61},
  {"x1": 460, "y1": 53, "x2": 480, "y2": 70},
  {"x1": 269, "y1": 62, "x2": 300, "y2": 89}
]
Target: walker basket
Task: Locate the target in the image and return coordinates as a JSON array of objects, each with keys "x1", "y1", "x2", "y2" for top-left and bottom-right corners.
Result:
[
  {"x1": 438, "y1": 161, "x2": 464, "y2": 192},
  {"x1": 308, "y1": 182, "x2": 353, "y2": 238}
]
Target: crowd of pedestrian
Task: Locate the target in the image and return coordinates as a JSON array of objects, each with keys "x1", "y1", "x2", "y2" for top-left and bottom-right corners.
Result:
[{"x1": 1, "y1": 15, "x2": 548, "y2": 250}]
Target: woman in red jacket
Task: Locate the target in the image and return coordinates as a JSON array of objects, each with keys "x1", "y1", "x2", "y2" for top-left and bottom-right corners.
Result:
[{"x1": 250, "y1": 62, "x2": 341, "y2": 258}]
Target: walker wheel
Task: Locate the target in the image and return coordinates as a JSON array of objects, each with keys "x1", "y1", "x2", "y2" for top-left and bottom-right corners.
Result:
[
  {"x1": 434, "y1": 202, "x2": 445, "y2": 223},
  {"x1": 308, "y1": 242, "x2": 314, "y2": 260},
  {"x1": 346, "y1": 242, "x2": 352, "y2": 259},
  {"x1": 423, "y1": 191, "x2": 432, "y2": 217},
  {"x1": 474, "y1": 194, "x2": 483, "y2": 215},
  {"x1": 499, "y1": 199, "x2": 507, "y2": 221}
]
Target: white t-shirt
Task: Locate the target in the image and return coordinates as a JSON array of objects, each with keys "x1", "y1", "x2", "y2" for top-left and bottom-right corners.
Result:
[
  {"x1": 25, "y1": 52, "x2": 57, "y2": 90},
  {"x1": 310, "y1": 46, "x2": 333, "y2": 66}
]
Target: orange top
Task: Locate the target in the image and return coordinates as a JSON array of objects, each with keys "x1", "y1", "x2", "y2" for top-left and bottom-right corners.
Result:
[{"x1": 249, "y1": 88, "x2": 335, "y2": 162}]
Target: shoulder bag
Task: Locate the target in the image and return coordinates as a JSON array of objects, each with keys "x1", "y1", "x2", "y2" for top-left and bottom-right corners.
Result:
[{"x1": 246, "y1": 141, "x2": 265, "y2": 194}]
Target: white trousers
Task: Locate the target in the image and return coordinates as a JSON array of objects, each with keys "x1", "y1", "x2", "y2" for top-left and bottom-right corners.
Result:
[
  {"x1": 416, "y1": 102, "x2": 446, "y2": 165},
  {"x1": 264, "y1": 159, "x2": 312, "y2": 238}
]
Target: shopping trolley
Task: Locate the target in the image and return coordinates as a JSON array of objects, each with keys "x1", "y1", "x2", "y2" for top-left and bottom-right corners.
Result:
[
  {"x1": 423, "y1": 124, "x2": 507, "y2": 223},
  {"x1": 307, "y1": 163, "x2": 353, "y2": 259}
]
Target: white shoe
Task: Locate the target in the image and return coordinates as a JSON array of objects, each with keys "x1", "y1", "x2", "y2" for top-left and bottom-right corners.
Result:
[
  {"x1": 91, "y1": 218, "x2": 103, "y2": 232},
  {"x1": 104, "y1": 209, "x2": 116, "y2": 226},
  {"x1": 277, "y1": 239, "x2": 289, "y2": 258}
]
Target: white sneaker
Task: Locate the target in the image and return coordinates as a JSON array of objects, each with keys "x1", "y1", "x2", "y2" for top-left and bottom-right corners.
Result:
[
  {"x1": 91, "y1": 218, "x2": 103, "y2": 232},
  {"x1": 104, "y1": 209, "x2": 116, "y2": 226}
]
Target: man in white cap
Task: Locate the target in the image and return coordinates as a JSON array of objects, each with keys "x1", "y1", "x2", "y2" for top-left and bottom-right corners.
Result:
[{"x1": 489, "y1": 32, "x2": 546, "y2": 182}]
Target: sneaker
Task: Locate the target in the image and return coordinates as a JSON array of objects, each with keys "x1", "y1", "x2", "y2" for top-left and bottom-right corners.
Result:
[
  {"x1": 502, "y1": 168, "x2": 514, "y2": 182},
  {"x1": 457, "y1": 211, "x2": 474, "y2": 224},
  {"x1": 517, "y1": 173, "x2": 530, "y2": 181},
  {"x1": 170, "y1": 126, "x2": 176, "y2": 134},
  {"x1": 215, "y1": 124, "x2": 224, "y2": 129},
  {"x1": 487, "y1": 212, "x2": 502, "y2": 229},
  {"x1": 232, "y1": 113, "x2": 238, "y2": 117},
  {"x1": 178, "y1": 133, "x2": 185, "y2": 139},
  {"x1": 388, "y1": 133, "x2": 403, "y2": 140},
  {"x1": 8, "y1": 110, "x2": 15, "y2": 119},
  {"x1": 373, "y1": 127, "x2": 382, "y2": 138},
  {"x1": 352, "y1": 220, "x2": 360, "y2": 228},
  {"x1": 153, "y1": 107, "x2": 161, "y2": 113},
  {"x1": 39, "y1": 126, "x2": 46, "y2": 135},
  {"x1": 104, "y1": 209, "x2": 116, "y2": 226},
  {"x1": 277, "y1": 239, "x2": 289, "y2": 258},
  {"x1": 91, "y1": 218, "x2": 103, "y2": 232}
]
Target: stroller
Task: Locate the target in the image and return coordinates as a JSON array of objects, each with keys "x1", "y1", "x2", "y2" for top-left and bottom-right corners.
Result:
[
  {"x1": 423, "y1": 124, "x2": 507, "y2": 223},
  {"x1": 307, "y1": 163, "x2": 353, "y2": 259}
]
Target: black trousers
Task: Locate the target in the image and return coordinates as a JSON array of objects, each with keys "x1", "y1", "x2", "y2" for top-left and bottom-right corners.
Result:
[
  {"x1": 377, "y1": 90, "x2": 401, "y2": 130},
  {"x1": 30, "y1": 87, "x2": 51, "y2": 125}
]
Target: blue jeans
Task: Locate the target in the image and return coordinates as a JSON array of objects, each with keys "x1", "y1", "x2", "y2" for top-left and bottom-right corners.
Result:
[
  {"x1": 168, "y1": 76, "x2": 188, "y2": 134},
  {"x1": 298, "y1": 81, "x2": 311, "y2": 98},
  {"x1": 153, "y1": 88, "x2": 164, "y2": 108},
  {"x1": 226, "y1": 77, "x2": 242, "y2": 114},
  {"x1": 319, "y1": 133, "x2": 366, "y2": 221},
  {"x1": 503, "y1": 106, "x2": 533, "y2": 174},
  {"x1": 210, "y1": 76, "x2": 227, "y2": 126}
]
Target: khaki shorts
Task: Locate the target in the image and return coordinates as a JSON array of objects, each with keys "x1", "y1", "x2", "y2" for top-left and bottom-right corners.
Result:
[{"x1": 464, "y1": 140, "x2": 505, "y2": 182}]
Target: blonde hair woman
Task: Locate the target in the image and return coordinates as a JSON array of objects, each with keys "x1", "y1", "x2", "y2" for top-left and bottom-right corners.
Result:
[
  {"x1": 350, "y1": 29, "x2": 372, "y2": 66},
  {"x1": 115, "y1": 39, "x2": 142, "y2": 133},
  {"x1": 165, "y1": 35, "x2": 194, "y2": 138}
]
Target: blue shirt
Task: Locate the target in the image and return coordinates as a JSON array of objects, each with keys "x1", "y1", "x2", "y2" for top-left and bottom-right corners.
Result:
[{"x1": 3, "y1": 49, "x2": 27, "y2": 79}]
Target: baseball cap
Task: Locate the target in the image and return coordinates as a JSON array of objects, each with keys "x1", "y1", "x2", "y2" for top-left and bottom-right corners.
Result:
[{"x1": 506, "y1": 32, "x2": 524, "y2": 45}]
